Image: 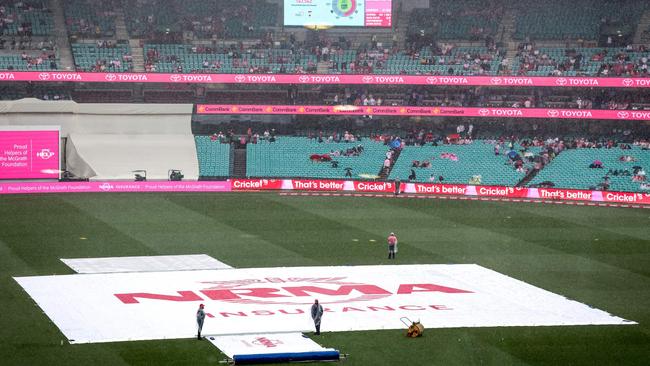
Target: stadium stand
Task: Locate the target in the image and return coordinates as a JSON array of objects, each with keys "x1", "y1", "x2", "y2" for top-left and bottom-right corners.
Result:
[
  {"x1": 408, "y1": 1, "x2": 503, "y2": 40},
  {"x1": 0, "y1": 0, "x2": 54, "y2": 36},
  {"x1": 194, "y1": 135, "x2": 231, "y2": 177},
  {"x1": 512, "y1": 0, "x2": 649, "y2": 41},
  {"x1": 72, "y1": 41, "x2": 133, "y2": 72},
  {"x1": 245, "y1": 136, "x2": 388, "y2": 179},
  {"x1": 143, "y1": 43, "x2": 316, "y2": 73},
  {"x1": 64, "y1": 0, "x2": 117, "y2": 37},
  {"x1": 514, "y1": 46, "x2": 650, "y2": 77},
  {"x1": 0, "y1": 50, "x2": 58, "y2": 70},
  {"x1": 123, "y1": 0, "x2": 278, "y2": 40},
  {"x1": 388, "y1": 141, "x2": 538, "y2": 186},
  {"x1": 529, "y1": 145, "x2": 649, "y2": 192}
]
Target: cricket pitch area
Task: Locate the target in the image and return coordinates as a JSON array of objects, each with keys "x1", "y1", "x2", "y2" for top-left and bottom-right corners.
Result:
[{"x1": 14, "y1": 263, "x2": 635, "y2": 344}]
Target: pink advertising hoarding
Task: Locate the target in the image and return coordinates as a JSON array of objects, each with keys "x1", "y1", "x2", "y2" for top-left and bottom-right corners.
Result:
[
  {"x1": 0, "y1": 71, "x2": 649, "y2": 88},
  {"x1": 0, "y1": 179, "x2": 647, "y2": 206},
  {"x1": 0, "y1": 181, "x2": 231, "y2": 194},
  {"x1": 0, "y1": 129, "x2": 59, "y2": 179},
  {"x1": 196, "y1": 104, "x2": 650, "y2": 121}
]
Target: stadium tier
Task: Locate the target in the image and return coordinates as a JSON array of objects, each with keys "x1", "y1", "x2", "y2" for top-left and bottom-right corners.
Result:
[
  {"x1": 408, "y1": 1, "x2": 503, "y2": 40},
  {"x1": 1, "y1": 2, "x2": 53, "y2": 36},
  {"x1": 246, "y1": 137, "x2": 388, "y2": 179},
  {"x1": 512, "y1": 0, "x2": 649, "y2": 41},
  {"x1": 529, "y1": 145, "x2": 649, "y2": 192},
  {"x1": 64, "y1": 0, "x2": 117, "y2": 37},
  {"x1": 72, "y1": 42, "x2": 132, "y2": 72},
  {"x1": 388, "y1": 141, "x2": 540, "y2": 186},
  {"x1": 123, "y1": 0, "x2": 278, "y2": 39},
  {"x1": 194, "y1": 135, "x2": 231, "y2": 177}
]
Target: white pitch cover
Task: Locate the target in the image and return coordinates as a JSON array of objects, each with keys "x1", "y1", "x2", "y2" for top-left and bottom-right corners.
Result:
[
  {"x1": 60, "y1": 254, "x2": 232, "y2": 274},
  {"x1": 207, "y1": 332, "x2": 335, "y2": 358},
  {"x1": 14, "y1": 264, "x2": 635, "y2": 344}
]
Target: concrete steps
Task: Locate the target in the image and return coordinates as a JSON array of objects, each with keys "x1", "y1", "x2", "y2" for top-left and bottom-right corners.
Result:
[
  {"x1": 114, "y1": 9, "x2": 129, "y2": 40},
  {"x1": 129, "y1": 39, "x2": 145, "y2": 72},
  {"x1": 633, "y1": 9, "x2": 650, "y2": 44},
  {"x1": 50, "y1": 0, "x2": 74, "y2": 70},
  {"x1": 316, "y1": 61, "x2": 330, "y2": 74}
]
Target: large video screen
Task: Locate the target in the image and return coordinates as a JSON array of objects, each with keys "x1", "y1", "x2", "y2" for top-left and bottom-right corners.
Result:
[
  {"x1": 0, "y1": 127, "x2": 60, "y2": 179},
  {"x1": 284, "y1": 0, "x2": 392, "y2": 27}
]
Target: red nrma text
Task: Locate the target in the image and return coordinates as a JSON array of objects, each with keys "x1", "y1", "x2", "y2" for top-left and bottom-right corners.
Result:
[{"x1": 114, "y1": 283, "x2": 472, "y2": 304}]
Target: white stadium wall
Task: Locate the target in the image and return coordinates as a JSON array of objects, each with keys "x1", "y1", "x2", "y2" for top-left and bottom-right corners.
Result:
[{"x1": 0, "y1": 99, "x2": 199, "y2": 180}]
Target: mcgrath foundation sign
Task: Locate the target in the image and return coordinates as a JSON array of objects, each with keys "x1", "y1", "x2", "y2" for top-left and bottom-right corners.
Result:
[{"x1": 14, "y1": 264, "x2": 633, "y2": 343}]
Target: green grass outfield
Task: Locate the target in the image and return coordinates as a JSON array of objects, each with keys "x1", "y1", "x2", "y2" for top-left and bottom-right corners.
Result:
[{"x1": 1, "y1": 192, "x2": 649, "y2": 366}]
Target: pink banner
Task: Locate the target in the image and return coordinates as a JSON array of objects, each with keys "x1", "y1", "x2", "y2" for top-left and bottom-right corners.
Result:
[
  {"x1": 1, "y1": 71, "x2": 650, "y2": 88},
  {"x1": 196, "y1": 104, "x2": 650, "y2": 121},
  {"x1": 407, "y1": 183, "x2": 650, "y2": 205},
  {"x1": 0, "y1": 178, "x2": 647, "y2": 205},
  {"x1": 230, "y1": 178, "x2": 285, "y2": 190},
  {"x1": 0, "y1": 129, "x2": 59, "y2": 179},
  {"x1": 0, "y1": 181, "x2": 231, "y2": 194}
]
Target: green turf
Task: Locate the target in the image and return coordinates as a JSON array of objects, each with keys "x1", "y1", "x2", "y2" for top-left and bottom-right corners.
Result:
[{"x1": 1, "y1": 192, "x2": 649, "y2": 365}]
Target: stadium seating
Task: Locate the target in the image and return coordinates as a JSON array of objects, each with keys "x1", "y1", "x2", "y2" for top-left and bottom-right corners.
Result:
[
  {"x1": 64, "y1": 0, "x2": 117, "y2": 37},
  {"x1": 144, "y1": 44, "x2": 316, "y2": 73},
  {"x1": 123, "y1": 0, "x2": 278, "y2": 39},
  {"x1": 528, "y1": 147, "x2": 650, "y2": 192},
  {"x1": 512, "y1": 0, "x2": 648, "y2": 40},
  {"x1": 0, "y1": 1, "x2": 53, "y2": 36},
  {"x1": 388, "y1": 141, "x2": 540, "y2": 186},
  {"x1": 72, "y1": 43, "x2": 132, "y2": 72},
  {"x1": 194, "y1": 136, "x2": 231, "y2": 177},
  {"x1": 408, "y1": 1, "x2": 502, "y2": 40},
  {"x1": 378, "y1": 46, "x2": 502, "y2": 75},
  {"x1": 0, "y1": 53, "x2": 57, "y2": 71},
  {"x1": 246, "y1": 137, "x2": 387, "y2": 179},
  {"x1": 515, "y1": 47, "x2": 650, "y2": 76}
]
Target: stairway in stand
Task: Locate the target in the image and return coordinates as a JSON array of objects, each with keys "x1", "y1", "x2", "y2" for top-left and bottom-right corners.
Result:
[
  {"x1": 232, "y1": 144, "x2": 247, "y2": 178},
  {"x1": 50, "y1": 0, "x2": 74, "y2": 70},
  {"x1": 633, "y1": 9, "x2": 650, "y2": 44},
  {"x1": 378, "y1": 148, "x2": 401, "y2": 179}
]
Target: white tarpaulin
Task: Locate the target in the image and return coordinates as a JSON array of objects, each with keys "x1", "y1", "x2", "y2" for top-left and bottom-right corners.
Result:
[
  {"x1": 61, "y1": 255, "x2": 232, "y2": 274},
  {"x1": 207, "y1": 332, "x2": 335, "y2": 358},
  {"x1": 13, "y1": 264, "x2": 635, "y2": 344},
  {"x1": 66, "y1": 134, "x2": 200, "y2": 180}
]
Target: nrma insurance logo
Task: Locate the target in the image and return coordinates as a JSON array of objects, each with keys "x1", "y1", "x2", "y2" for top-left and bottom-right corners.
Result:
[
  {"x1": 114, "y1": 276, "x2": 472, "y2": 306},
  {"x1": 36, "y1": 148, "x2": 55, "y2": 160}
]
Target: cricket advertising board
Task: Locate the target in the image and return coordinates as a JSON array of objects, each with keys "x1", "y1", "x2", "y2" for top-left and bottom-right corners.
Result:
[
  {"x1": 14, "y1": 264, "x2": 633, "y2": 343},
  {"x1": 0, "y1": 181, "x2": 231, "y2": 194},
  {"x1": 0, "y1": 127, "x2": 59, "y2": 179}
]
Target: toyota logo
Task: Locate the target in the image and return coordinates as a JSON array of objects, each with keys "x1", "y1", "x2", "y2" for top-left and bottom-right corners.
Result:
[
  {"x1": 104, "y1": 73, "x2": 117, "y2": 81},
  {"x1": 617, "y1": 111, "x2": 629, "y2": 119},
  {"x1": 547, "y1": 110, "x2": 559, "y2": 117},
  {"x1": 169, "y1": 74, "x2": 182, "y2": 82},
  {"x1": 490, "y1": 77, "x2": 502, "y2": 85},
  {"x1": 298, "y1": 75, "x2": 310, "y2": 83},
  {"x1": 234, "y1": 75, "x2": 246, "y2": 83},
  {"x1": 362, "y1": 76, "x2": 374, "y2": 83},
  {"x1": 478, "y1": 109, "x2": 490, "y2": 116},
  {"x1": 555, "y1": 78, "x2": 567, "y2": 86},
  {"x1": 38, "y1": 73, "x2": 50, "y2": 80},
  {"x1": 622, "y1": 79, "x2": 634, "y2": 87},
  {"x1": 426, "y1": 77, "x2": 437, "y2": 84}
]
